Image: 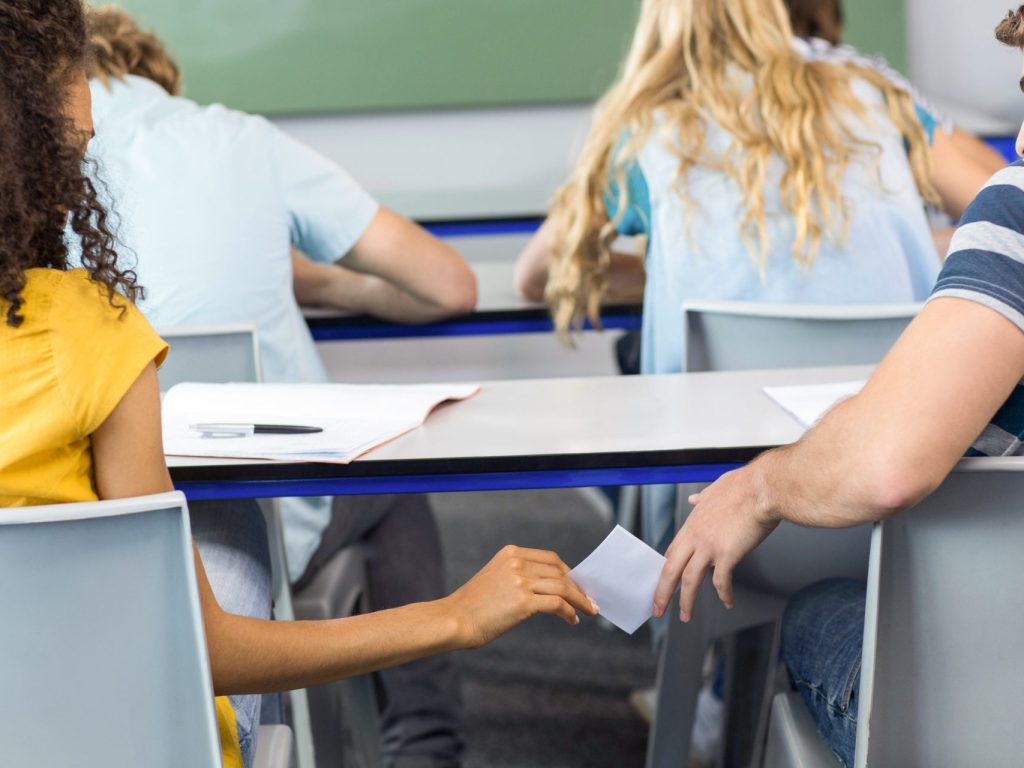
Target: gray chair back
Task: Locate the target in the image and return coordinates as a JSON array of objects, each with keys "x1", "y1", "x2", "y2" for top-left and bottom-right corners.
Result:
[
  {"x1": 0, "y1": 492, "x2": 221, "y2": 768},
  {"x1": 682, "y1": 300, "x2": 921, "y2": 373},
  {"x1": 856, "y1": 460, "x2": 1024, "y2": 767},
  {"x1": 680, "y1": 300, "x2": 922, "y2": 594},
  {"x1": 158, "y1": 324, "x2": 261, "y2": 391}
]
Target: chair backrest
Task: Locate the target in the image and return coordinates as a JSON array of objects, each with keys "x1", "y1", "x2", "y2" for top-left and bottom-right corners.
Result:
[
  {"x1": 0, "y1": 492, "x2": 221, "y2": 768},
  {"x1": 856, "y1": 460, "x2": 1024, "y2": 767},
  {"x1": 678, "y1": 301, "x2": 921, "y2": 595},
  {"x1": 158, "y1": 323, "x2": 262, "y2": 391},
  {"x1": 681, "y1": 301, "x2": 921, "y2": 373}
]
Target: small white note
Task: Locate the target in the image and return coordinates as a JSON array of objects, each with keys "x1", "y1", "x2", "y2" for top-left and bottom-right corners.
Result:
[
  {"x1": 763, "y1": 380, "x2": 866, "y2": 428},
  {"x1": 569, "y1": 526, "x2": 666, "y2": 635}
]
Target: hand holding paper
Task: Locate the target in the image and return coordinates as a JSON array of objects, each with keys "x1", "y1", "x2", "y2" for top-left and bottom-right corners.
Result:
[{"x1": 570, "y1": 526, "x2": 666, "y2": 634}]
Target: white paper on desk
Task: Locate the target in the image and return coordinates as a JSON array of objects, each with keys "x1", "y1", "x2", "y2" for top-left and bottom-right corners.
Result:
[
  {"x1": 763, "y1": 380, "x2": 866, "y2": 428},
  {"x1": 569, "y1": 526, "x2": 666, "y2": 635},
  {"x1": 162, "y1": 382, "x2": 479, "y2": 463}
]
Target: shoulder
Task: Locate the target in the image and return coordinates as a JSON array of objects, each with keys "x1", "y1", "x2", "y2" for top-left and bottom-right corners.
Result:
[
  {"x1": 47, "y1": 269, "x2": 157, "y2": 345},
  {"x1": 956, "y1": 164, "x2": 1024, "y2": 237}
]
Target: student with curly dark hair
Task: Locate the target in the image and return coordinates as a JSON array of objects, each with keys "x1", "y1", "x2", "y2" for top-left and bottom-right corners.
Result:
[
  {"x1": 0, "y1": 3, "x2": 597, "y2": 766},
  {"x1": 0, "y1": 0, "x2": 138, "y2": 326}
]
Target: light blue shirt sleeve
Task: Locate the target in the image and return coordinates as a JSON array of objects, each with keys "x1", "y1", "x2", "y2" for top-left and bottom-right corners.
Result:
[
  {"x1": 270, "y1": 126, "x2": 380, "y2": 263},
  {"x1": 914, "y1": 103, "x2": 938, "y2": 145},
  {"x1": 603, "y1": 134, "x2": 652, "y2": 237},
  {"x1": 603, "y1": 160, "x2": 651, "y2": 237}
]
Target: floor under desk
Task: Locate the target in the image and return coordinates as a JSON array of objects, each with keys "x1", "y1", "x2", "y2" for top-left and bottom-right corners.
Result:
[{"x1": 436, "y1": 487, "x2": 655, "y2": 768}]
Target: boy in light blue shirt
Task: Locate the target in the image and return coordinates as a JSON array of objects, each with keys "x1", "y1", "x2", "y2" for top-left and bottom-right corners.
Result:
[{"x1": 87, "y1": 8, "x2": 476, "y2": 767}]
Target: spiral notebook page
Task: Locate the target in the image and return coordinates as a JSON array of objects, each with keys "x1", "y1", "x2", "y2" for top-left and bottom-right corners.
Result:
[{"x1": 162, "y1": 382, "x2": 480, "y2": 463}]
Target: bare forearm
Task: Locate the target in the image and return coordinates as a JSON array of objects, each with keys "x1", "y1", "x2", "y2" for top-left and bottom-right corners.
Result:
[
  {"x1": 206, "y1": 600, "x2": 460, "y2": 694},
  {"x1": 294, "y1": 251, "x2": 471, "y2": 322}
]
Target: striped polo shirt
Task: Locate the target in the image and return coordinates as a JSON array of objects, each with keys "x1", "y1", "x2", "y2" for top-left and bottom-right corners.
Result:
[{"x1": 931, "y1": 161, "x2": 1024, "y2": 456}]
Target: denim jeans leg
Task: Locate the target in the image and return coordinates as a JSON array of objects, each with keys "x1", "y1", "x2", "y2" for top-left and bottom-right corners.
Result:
[
  {"x1": 781, "y1": 578, "x2": 866, "y2": 768},
  {"x1": 295, "y1": 494, "x2": 464, "y2": 768},
  {"x1": 191, "y1": 499, "x2": 273, "y2": 768}
]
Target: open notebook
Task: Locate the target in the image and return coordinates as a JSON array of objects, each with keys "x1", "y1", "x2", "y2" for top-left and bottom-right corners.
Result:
[{"x1": 162, "y1": 382, "x2": 480, "y2": 463}]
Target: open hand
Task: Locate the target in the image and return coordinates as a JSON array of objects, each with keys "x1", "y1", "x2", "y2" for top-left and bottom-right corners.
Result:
[
  {"x1": 445, "y1": 545, "x2": 599, "y2": 649},
  {"x1": 652, "y1": 464, "x2": 779, "y2": 622}
]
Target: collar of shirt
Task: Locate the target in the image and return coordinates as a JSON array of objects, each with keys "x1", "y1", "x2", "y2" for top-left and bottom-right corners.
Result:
[{"x1": 89, "y1": 74, "x2": 171, "y2": 132}]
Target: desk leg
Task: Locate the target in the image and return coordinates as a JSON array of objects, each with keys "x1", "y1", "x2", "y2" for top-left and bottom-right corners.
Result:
[{"x1": 262, "y1": 502, "x2": 317, "y2": 768}]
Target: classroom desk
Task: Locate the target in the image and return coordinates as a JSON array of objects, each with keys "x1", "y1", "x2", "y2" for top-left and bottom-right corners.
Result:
[
  {"x1": 167, "y1": 365, "x2": 869, "y2": 501},
  {"x1": 304, "y1": 260, "x2": 643, "y2": 342}
]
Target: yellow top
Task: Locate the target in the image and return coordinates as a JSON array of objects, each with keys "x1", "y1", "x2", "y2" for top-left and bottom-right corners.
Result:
[
  {"x1": 0, "y1": 268, "x2": 167, "y2": 506},
  {"x1": 0, "y1": 268, "x2": 241, "y2": 766}
]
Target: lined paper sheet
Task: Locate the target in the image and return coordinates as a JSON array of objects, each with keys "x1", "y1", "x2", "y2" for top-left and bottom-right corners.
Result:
[
  {"x1": 569, "y1": 526, "x2": 666, "y2": 635},
  {"x1": 763, "y1": 380, "x2": 866, "y2": 428},
  {"x1": 162, "y1": 382, "x2": 479, "y2": 463}
]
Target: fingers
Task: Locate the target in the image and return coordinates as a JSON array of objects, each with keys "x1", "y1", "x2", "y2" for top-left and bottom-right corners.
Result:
[
  {"x1": 533, "y1": 595, "x2": 581, "y2": 626},
  {"x1": 532, "y1": 577, "x2": 599, "y2": 616},
  {"x1": 653, "y1": 540, "x2": 693, "y2": 617},
  {"x1": 519, "y1": 561, "x2": 572, "y2": 581},
  {"x1": 711, "y1": 561, "x2": 735, "y2": 610},
  {"x1": 678, "y1": 554, "x2": 712, "y2": 622},
  {"x1": 498, "y1": 545, "x2": 570, "y2": 574}
]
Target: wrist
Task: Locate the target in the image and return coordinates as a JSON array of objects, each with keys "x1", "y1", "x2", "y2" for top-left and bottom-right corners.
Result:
[
  {"x1": 750, "y1": 451, "x2": 783, "y2": 526},
  {"x1": 426, "y1": 596, "x2": 470, "y2": 652}
]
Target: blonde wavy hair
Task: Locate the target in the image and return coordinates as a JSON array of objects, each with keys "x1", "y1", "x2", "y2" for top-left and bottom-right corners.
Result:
[
  {"x1": 86, "y1": 5, "x2": 182, "y2": 96},
  {"x1": 546, "y1": 0, "x2": 938, "y2": 336}
]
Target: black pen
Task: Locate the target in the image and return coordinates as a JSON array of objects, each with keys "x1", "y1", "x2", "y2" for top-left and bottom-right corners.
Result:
[{"x1": 190, "y1": 423, "x2": 323, "y2": 437}]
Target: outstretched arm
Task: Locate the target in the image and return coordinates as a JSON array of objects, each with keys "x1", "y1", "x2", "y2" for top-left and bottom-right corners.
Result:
[
  {"x1": 652, "y1": 297, "x2": 1024, "y2": 621},
  {"x1": 92, "y1": 362, "x2": 597, "y2": 694}
]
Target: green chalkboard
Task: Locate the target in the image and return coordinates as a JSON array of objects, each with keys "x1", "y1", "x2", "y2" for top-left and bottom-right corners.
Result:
[
  {"x1": 845, "y1": 0, "x2": 907, "y2": 73},
  {"x1": 110, "y1": 0, "x2": 641, "y2": 114}
]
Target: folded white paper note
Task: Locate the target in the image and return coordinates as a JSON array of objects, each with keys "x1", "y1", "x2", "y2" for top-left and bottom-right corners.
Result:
[
  {"x1": 570, "y1": 525, "x2": 666, "y2": 635},
  {"x1": 763, "y1": 380, "x2": 866, "y2": 428},
  {"x1": 162, "y1": 382, "x2": 479, "y2": 463}
]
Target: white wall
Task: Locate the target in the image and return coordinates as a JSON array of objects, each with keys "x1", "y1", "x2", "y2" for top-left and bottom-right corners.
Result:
[
  {"x1": 908, "y1": 0, "x2": 1022, "y2": 134},
  {"x1": 272, "y1": 104, "x2": 593, "y2": 220}
]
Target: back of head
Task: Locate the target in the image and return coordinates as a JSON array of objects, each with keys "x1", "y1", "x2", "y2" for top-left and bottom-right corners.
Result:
[
  {"x1": 995, "y1": 5, "x2": 1024, "y2": 48},
  {"x1": 785, "y1": 0, "x2": 843, "y2": 45},
  {"x1": 86, "y1": 5, "x2": 182, "y2": 96},
  {"x1": 0, "y1": 0, "x2": 138, "y2": 326},
  {"x1": 544, "y1": 0, "x2": 935, "y2": 337}
]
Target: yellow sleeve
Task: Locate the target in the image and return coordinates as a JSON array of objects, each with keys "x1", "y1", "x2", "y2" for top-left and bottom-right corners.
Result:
[
  {"x1": 47, "y1": 269, "x2": 168, "y2": 438},
  {"x1": 215, "y1": 697, "x2": 244, "y2": 768}
]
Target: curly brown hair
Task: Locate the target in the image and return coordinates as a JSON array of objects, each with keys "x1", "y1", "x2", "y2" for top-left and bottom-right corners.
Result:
[
  {"x1": 87, "y1": 5, "x2": 182, "y2": 96},
  {"x1": 996, "y1": 5, "x2": 1024, "y2": 48},
  {"x1": 0, "y1": 0, "x2": 140, "y2": 327}
]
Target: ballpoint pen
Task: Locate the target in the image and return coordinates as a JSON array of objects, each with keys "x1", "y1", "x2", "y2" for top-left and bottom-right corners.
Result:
[{"x1": 190, "y1": 423, "x2": 323, "y2": 437}]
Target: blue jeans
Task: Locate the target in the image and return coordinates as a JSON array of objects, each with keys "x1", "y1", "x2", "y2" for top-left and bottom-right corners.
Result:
[
  {"x1": 191, "y1": 500, "x2": 273, "y2": 768},
  {"x1": 781, "y1": 579, "x2": 866, "y2": 768}
]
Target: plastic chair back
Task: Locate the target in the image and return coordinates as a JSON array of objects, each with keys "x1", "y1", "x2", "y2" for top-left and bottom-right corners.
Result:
[
  {"x1": 682, "y1": 301, "x2": 921, "y2": 374},
  {"x1": 677, "y1": 301, "x2": 921, "y2": 594},
  {"x1": 856, "y1": 460, "x2": 1024, "y2": 767},
  {"x1": 158, "y1": 324, "x2": 262, "y2": 391},
  {"x1": 0, "y1": 492, "x2": 220, "y2": 768}
]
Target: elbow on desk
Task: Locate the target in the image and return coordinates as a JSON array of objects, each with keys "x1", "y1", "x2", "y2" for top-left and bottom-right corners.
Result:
[
  {"x1": 513, "y1": 263, "x2": 546, "y2": 303},
  {"x1": 437, "y1": 266, "x2": 478, "y2": 316}
]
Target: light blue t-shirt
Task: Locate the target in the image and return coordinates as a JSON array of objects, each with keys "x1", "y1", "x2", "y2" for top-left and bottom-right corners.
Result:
[
  {"x1": 604, "y1": 75, "x2": 941, "y2": 553},
  {"x1": 88, "y1": 75, "x2": 379, "y2": 579}
]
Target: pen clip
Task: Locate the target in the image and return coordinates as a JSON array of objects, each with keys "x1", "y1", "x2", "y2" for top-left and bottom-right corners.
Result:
[{"x1": 189, "y1": 424, "x2": 254, "y2": 438}]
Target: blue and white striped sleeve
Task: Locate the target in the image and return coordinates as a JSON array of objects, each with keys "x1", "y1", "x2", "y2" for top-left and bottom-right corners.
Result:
[{"x1": 930, "y1": 162, "x2": 1024, "y2": 333}]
